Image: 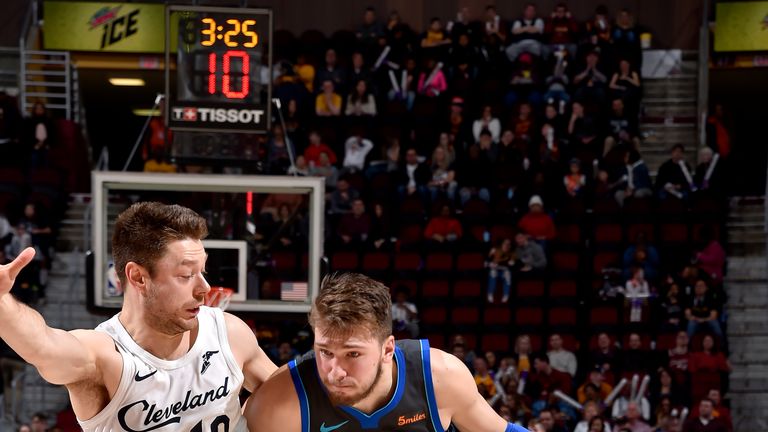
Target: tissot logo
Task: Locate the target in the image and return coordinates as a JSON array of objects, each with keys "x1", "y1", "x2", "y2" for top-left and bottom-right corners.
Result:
[
  {"x1": 172, "y1": 107, "x2": 264, "y2": 124},
  {"x1": 117, "y1": 377, "x2": 230, "y2": 432}
]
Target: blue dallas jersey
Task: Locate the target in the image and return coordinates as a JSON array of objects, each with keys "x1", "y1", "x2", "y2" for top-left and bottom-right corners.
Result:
[{"x1": 288, "y1": 339, "x2": 456, "y2": 432}]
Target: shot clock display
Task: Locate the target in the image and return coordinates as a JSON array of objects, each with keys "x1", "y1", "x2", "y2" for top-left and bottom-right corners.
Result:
[{"x1": 165, "y1": 6, "x2": 272, "y2": 133}]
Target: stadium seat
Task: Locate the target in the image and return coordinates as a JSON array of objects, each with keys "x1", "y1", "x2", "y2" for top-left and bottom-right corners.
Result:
[
  {"x1": 594, "y1": 223, "x2": 624, "y2": 245},
  {"x1": 516, "y1": 279, "x2": 545, "y2": 298},
  {"x1": 331, "y1": 251, "x2": 358, "y2": 271},
  {"x1": 553, "y1": 251, "x2": 580, "y2": 273},
  {"x1": 455, "y1": 252, "x2": 485, "y2": 275},
  {"x1": 548, "y1": 279, "x2": 578, "y2": 298},
  {"x1": 425, "y1": 252, "x2": 453, "y2": 273},
  {"x1": 548, "y1": 307, "x2": 578, "y2": 327},
  {"x1": 398, "y1": 224, "x2": 424, "y2": 248},
  {"x1": 451, "y1": 306, "x2": 480, "y2": 326},
  {"x1": 421, "y1": 306, "x2": 448, "y2": 326},
  {"x1": 556, "y1": 223, "x2": 581, "y2": 245},
  {"x1": 361, "y1": 252, "x2": 391, "y2": 272},
  {"x1": 490, "y1": 224, "x2": 516, "y2": 244},
  {"x1": 660, "y1": 223, "x2": 689, "y2": 244},
  {"x1": 593, "y1": 251, "x2": 621, "y2": 274},
  {"x1": 589, "y1": 306, "x2": 619, "y2": 326},
  {"x1": 481, "y1": 333, "x2": 510, "y2": 352},
  {"x1": 452, "y1": 280, "x2": 482, "y2": 299},
  {"x1": 626, "y1": 223, "x2": 655, "y2": 242},
  {"x1": 483, "y1": 306, "x2": 512, "y2": 326},
  {"x1": 421, "y1": 280, "x2": 450, "y2": 298},
  {"x1": 514, "y1": 307, "x2": 544, "y2": 326}
]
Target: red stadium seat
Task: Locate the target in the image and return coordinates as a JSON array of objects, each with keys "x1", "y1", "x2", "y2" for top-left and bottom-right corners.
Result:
[
  {"x1": 660, "y1": 223, "x2": 689, "y2": 244},
  {"x1": 425, "y1": 253, "x2": 453, "y2": 272},
  {"x1": 594, "y1": 223, "x2": 623, "y2": 244},
  {"x1": 421, "y1": 280, "x2": 450, "y2": 298},
  {"x1": 394, "y1": 252, "x2": 422, "y2": 272},
  {"x1": 481, "y1": 333, "x2": 510, "y2": 352},
  {"x1": 556, "y1": 223, "x2": 581, "y2": 245},
  {"x1": 331, "y1": 251, "x2": 358, "y2": 271},
  {"x1": 451, "y1": 307, "x2": 480, "y2": 325},
  {"x1": 590, "y1": 306, "x2": 619, "y2": 326},
  {"x1": 549, "y1": 280, "x2": 578, "y2": 298},
  {"x1": 272, "y1": 251, "x2": 297, "y2": 272},
  {"x1": 423, "y1": 333, "x2": 446, "y2": 350},
  {"x1": 656, "y1": 332, "x2": 678, "y2": 351},
  {"x1": 548, "y1": 307, "x2": 578, "y2": 326},
  {"x1": 362, "y1": 252, "x2": 391, "y2": 272},
  {"x1": 453, "y1": 280, "x2": 482, "y2": 298},
  {"x1": 626, "y1": 223, "x2": 655, "y2": 242},
  {"x1": 421, "y1": 307, "x2": 447, "y2": 325},
  {"x1": 514, "y1": 307, "x2": 544, "y2": 326},
  {"x1": 593, "y1": 251, "x2": 621, "y2": 274},
  {"x1": 516, "y1": 279, "x2": 545, "y2": 298},
  {"x1": 456, "y1": 253, "x2": 485, "y2": 273},
  {"x1": 490, "y1": 224, "x2": 516, "y2": 244},
  {"x1": 398, "y1": 224, "x2": 423, "y2": 247},
  {"x1": 553, "y1": 252, "x2": 579, "y2": 273},
  {"x1": 483, "y1": 306, "x2": 511, "y2": 325}
]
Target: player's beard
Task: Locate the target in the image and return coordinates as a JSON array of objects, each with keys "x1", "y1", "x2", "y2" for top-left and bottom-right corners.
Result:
[
  {"x1": 326, "y1": 358, "x2": 383, "y2": 407},
  {"x1": 144, "y1": 281, "x2": 199, "y2": 335}
]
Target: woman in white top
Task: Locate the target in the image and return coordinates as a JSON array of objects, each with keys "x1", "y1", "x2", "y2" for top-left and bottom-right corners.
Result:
[
  {"x1": 472, "y1": 105, "x2": 501, "y2": 143},
  {"x1": 345, "y1": 79, "x2": 377, "y2": 117}
]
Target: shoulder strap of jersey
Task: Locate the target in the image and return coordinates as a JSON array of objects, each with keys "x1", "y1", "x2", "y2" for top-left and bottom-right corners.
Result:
[
  {"x1": 418, "y1": 339, "x2": 446, "y2": 432},
  {"x1": 288, "y1": 358, "x2": 311, "y2": 432}
]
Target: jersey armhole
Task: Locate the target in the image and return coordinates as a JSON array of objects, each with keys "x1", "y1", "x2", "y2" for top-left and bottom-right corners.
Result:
[
  {"x1": 419, "y1": 340, "x2": 446, "y2": 432},
  {"x1": 210, "y1": 307, "x2": 246, "y2": 385},
  {"x1": 288, "y1": 360, "x2": 310, "y2": 432},
  {"x1": 76, "y1": 341, "x2": 133, "y2": 428}
]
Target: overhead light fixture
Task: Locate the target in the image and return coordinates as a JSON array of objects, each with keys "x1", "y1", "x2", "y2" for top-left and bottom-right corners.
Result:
[
  {"x1": 132, "y1": 108, "x2": 161, "y2": 117},
  {"x1": 109, "y1": 77, "x2": 145, "y2": 86}
]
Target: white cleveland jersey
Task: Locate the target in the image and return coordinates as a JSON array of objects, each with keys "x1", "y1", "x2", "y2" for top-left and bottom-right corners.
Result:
[{"x1": 78, "y1": 306, "x2": 247, "y2": 432}]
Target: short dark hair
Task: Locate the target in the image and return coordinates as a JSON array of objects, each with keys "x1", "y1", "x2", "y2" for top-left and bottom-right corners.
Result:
[
  {"x1": 112, "y1": 202, "x2": 208, "y2": 288},
  {"x1": 671, "y1": 144, "x2": 685, "y2": 152},
  {"x1": 532, "y1": 352, "x2": 550, "y2": 364},
  {"x1": 309, "y1": 273, "x2": 393, "y2": 341}
]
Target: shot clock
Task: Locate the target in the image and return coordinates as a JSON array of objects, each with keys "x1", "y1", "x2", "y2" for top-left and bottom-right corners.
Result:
[{"x1": 165, "y1": 6, "x2": 272, "y2": 133}]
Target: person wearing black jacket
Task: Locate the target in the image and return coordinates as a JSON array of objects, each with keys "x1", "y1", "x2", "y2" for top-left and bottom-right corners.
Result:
[{"x1": 396, "y1": 148, "x2": 430, "y2": 200}]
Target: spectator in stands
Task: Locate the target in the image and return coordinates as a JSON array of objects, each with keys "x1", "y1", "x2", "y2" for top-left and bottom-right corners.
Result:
[
  {"x1": 564, "y1": 158, "x2": 587, "y2": 198},
  {"x1": 660, "y1": 282, "x2": 685, "y2": 332},
  {"x1": 356, "y1": 7, "x2": 384, "y2": 48},
  {"x1": 695, "y1": 225, "x2": 726, "y2": 284},
  {"x1": 656, "y1": 145, "x2": 693, "y2": 200},
  {"x1": 578, "y1": 367, "x2": 614, "y2": 404},
  {"x1": 20, "y1": 202, "x2": 52, "y2": 262},
  {"x1": 472, "y1": 105, "x2": 501, "y2": 144},
  {"x1": 575, "y1": 402, "x2": 612, "y2": 432},
  {"x1": 304, "y1": 130, "x2": 337, "y2": 166},
  {"x1": 367, "y1": 202, "x2": 393, "y2": 251},
  {"x1": 693, "y1": 147, "x2": 725, "y2": 197},
  {"x1": 514, "y1": 232, "x2": 547, "y2": 273},
  {"x1": 287, "y1": 155, "x2": 309, "y2": 176},
  {"x1": 568, "y1": 101, "x2": 601, "y2": 161},
  {"x1": 544, "y1": 3, "x2": 578, "y2": 59},
  {"x1": 272, "y1": 204, "x2": 306, "y2": 251},
  {"x1": 705, "y1": 104, "x2": 731, "y2": 159},
  {"x1": 525, "y1": 353, "x2": 572, "y2": 414},
  {"x1": 315, "y1": 49, "x2": 346, "y2": 94},
  {"x1": 621, "y1": 333, "x2": 654, "y2": 376},
  {"x1": 682, "y1": 399, "x2": 728, "y2": 432},
  {"x1": 604, "y1": 98, "x2": 640, "y2": 156},
  {"x1": 387, "y1": 57, "x2": 417, "y2": 110},
  {"x1": 397, "y1": 147, "x2": 430, "y2": 200},
  {"x1": 420, "y1": 17, "x2": 452, "y2": 50},
  {"x1": 391, "y1": 285, "x2": 418, "y2": 338},
  {"x1": 17, "y1": 425, "x2": 31, "y2": 432},
  {"x1": 574, "y1": 49, "x2": 608, "y2": 105},
  {"x1": 458, "y1": 142, "x2": 492, "y2": 204},
  {"x1": 590, "y1": 333, "x2": 620, "y2": 381},
  {"x1": 348, "y1": 52, "x2": 370, "y2": 89},
  {"x1": 259, "y1": 193, "x2": 303, "y2": 221},
  {"x1": 494, "y1": 129, "x2": 527, "y2": 199},
  {"x1": 624, "y1": 267, "x2": 650, "y2": 300},
  {"x1": 30, "y1": 412, "x2": 49, "y2": 432},
  {"x1": 427, "y1": 145, "x2": 457, "y2": 201},
  {"x1": 337, "y1": 199, "x2": 370, "y2": 248},
  {"x1": 685, "y1": 279, "x2": 723, "y2": 339},
  {"x1": 474, "y1": 357, "x2": 502, "y2": 406},
  {"x1": 666, "y1": 330, "x2": 691, "y2": 390},
  {"x1": 507, "y1": 3, "x2": 545, "y2": 61},
  {"x1": 315, "y1": 80, "x2": 342, "y2": 117},
  {"x1": 651, "y1": 368, "x2": 685, "y2": 409},
  {"x1": 1, "y1": 336, "x2": 26, "y2": 423},
  {"x1": 293, "y1": 54, "x2": 315, "y2": 93},
  {"x1": 345, "y1": 80, "x2": 377, "y2": 117},
  {"x1": 547, "y1": 333, "x2": 577, "y2": 377},
  {"x1": 267, "y1": 124, "x2": 295, "y2": 174},
  {"x1": 329, "y1": 178, "x2": 359, "y2": 214},
  {"x1": 341, "y1": 133, "x2": 374, "y2": 174},
  {"x1": 25, "y1": 102, "x2": 54, "y2": 168},
  {"x1": 506, "y1": 52, "x2": 544, "y2": 108},
  {"x1": 518, "y1": 195, "x2": 556, "y2": 245},
  {"x1": 612, "y1": 9, "x2": 642, "y2": 71},
  {"x1": 513, "y1": 334, "x2": 534, "y2": 375},
  {"x1": 417, "y1": 57, "x2": 448, "y2": 97},
  {"x1": 308, "y1": 152, "x2": 339, "y2": 190},
  {"x1": 689, "y1": 389, "x2": 732, "y2": 432},
  {"x1": 589, "y1": 417, "x2": 611, "y2": 432},
  {"x1": 513, "y1": 102, "x2": 536, "y2": 145},
  {"x1": 612, "y1": 386, "x2": 651, "y2": 423},
  {"x1": 270, "y1": 341, "x2": 299, "y2": 366},
  {"x1": 613, "y1": 400, "x2": 653, "y2": 432},
  {"x1": 609, "y1": 59, "x2": 642, "y2": 115},
  {"x1": 487, "y1": 238, "x2": 515, "y2": 303},
  {"x1": 623, "y1": 232, "x2": 659, "y2": 281},
  {"x1": 536, "y1": 408, "x2": 567, "y2": 432},
  {"x1": 616, "y1": 148, "x2": 653, "y2": 207},
  {"x1": 424, "y1": 204, "x2": 463, "y2": 247},
  {"x1": 143, "y1": 148, "x2": 177, "y2": 173},
  {"x1": 0, "y1": 212, "x2": 11, "y2": 249},
  {"x1": 450, "y1": 342, "x2": 474, "y2": 371},
  {"x1": 688, "y1": 334, "x2": 731, "y2": 383}
]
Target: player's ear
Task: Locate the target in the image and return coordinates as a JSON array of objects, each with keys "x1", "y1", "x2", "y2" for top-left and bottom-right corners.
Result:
[
  {"x1": 125, "y1": 262, "x2": 148, "y2": 293},
  {"x1": 382, "y1": 335, "x2": 396, "y2": 361}
]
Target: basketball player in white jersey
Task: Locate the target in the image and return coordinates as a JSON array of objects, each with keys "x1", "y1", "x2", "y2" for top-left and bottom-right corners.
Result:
[{"x1": 0, "y1": 202, "x2": 277, "y2": 431}]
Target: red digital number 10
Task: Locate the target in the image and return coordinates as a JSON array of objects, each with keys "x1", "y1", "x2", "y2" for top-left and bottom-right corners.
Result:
[{"x1": 208, "y1": 50, "x2": 250, "y2": 99}]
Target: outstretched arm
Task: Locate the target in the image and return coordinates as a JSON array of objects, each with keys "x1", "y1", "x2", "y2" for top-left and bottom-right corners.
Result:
[
  {"x1": 0, "y1": 248, "x2": 108, "y2": 386},
  {"x1": 431, "y1": 348, "x2": 530, "y2": 432}
]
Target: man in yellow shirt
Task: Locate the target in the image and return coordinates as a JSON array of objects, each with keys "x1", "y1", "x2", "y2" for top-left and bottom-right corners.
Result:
[{"x1": 315, "y1": 80, "x2": 342, "y2": 116}]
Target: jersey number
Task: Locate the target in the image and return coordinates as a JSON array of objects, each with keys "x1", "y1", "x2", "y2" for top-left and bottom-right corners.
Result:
[{"x1": 191, "y1": 415, "x2": 229, "y2": 432}]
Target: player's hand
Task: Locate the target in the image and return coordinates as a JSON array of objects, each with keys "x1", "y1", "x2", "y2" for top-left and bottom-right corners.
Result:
[{"x1": 0, "y1": 247, "x2": 35, "y2": 297}]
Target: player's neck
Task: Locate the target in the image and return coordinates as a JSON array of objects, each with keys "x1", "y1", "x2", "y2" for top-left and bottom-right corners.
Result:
[
  {"x1": 118, "y1": 307, "x2": 199, "y2": 361},
  {"x1": 349, "y1": 358, "x2": 397, "y2": 414}
]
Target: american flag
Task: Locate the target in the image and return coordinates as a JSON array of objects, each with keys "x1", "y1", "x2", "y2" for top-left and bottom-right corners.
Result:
[{"x1": 280, "y1": 282, "x2": 308, "y2": 301}]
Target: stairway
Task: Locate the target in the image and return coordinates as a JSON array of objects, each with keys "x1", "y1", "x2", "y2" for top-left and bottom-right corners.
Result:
[
  {"x1": 20, "y1": 49, "x2": 72, "y2": 119},
  {"x1": 724, "y1": 197, "x2": 768, "y2": 432},
  {"x1": 639, "y1": 50, "x2": 699, "y2": 174}
]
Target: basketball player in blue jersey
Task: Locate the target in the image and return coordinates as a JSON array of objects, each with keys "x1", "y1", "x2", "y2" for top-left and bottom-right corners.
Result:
[
  {"x1": 245, "y1": 273, "x2": 529, "y2": 432},
  {"x1": 0, "y1": 202, "x2": 277, "y2": 431}
]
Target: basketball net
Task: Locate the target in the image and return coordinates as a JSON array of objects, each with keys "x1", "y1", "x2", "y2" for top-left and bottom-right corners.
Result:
[{"x1": 205, "y1": 287, "x2": 234, "y2": 311}]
